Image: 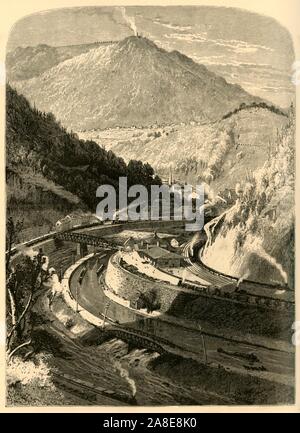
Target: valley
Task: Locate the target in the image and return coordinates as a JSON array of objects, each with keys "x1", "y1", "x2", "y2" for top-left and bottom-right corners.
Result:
[{"x1": 78, "y1": 105, "x2": 288, "y2": 190}]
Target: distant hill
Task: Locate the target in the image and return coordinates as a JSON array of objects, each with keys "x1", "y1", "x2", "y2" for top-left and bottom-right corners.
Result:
[
  {"x1": 221, "y1": 101, "x2": 287, "y2": 120},
  {"x1": 89, "y1": 107, "x2": 288, "y2": 192},
  {"x1": 6, "y1": 85, "x2": 160, "y2": 234},
  {"x1": 12, "y1": 36, "x2": 264, "y2": 130},
  {"x1": 6, "y1": 41, "x2": 118, "y2": 81}
]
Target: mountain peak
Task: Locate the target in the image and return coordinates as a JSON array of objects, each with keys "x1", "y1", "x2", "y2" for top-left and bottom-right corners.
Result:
[
  {"x1": 14, "y1": 38, "x2": 262, "y2": 130},
  {"x1": 118, "y1": 35, "x2": 161, "y2": 52}
]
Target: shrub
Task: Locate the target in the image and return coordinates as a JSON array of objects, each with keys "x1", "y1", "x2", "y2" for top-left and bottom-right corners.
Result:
[{"x1": 65, "y1": 318, "x2": 75, "y2": 330}]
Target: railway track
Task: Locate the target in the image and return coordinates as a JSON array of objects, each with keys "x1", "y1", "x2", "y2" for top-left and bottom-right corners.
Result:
[
  {"x1": 181, "y1": 242, "x2": 294, "y2": 309},
  {"x1": 51, "y1": 371, "x2": 135, "y2": 405}
]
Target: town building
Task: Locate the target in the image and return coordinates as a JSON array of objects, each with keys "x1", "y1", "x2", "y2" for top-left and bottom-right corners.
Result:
[
  {"x1": 123, "y1": 237, "x2": 140, "y2": 251},
  {"x1": 140, "y1": 246, "x2": 184, "y2": 268}
]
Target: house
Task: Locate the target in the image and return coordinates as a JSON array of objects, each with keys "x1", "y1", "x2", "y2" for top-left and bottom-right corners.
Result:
[
  {"x1": 55, "y1": 212, "x2": 100, "y2": 231},
  {"x1": 141, "y1": 246, "x2": 184, "y2": 268},
  {"x1": 123, "y1": 237, "x2": 139, "y2": 251},
  {"x1": 55, "y1": 214, "x2": 74, "y2": 231},
  {"x1": 142, "y1": 232, "x2": 174, "y2": 250},
  {"x1": 261, "y1": 206, "x2": 277, "y2": 221},
  {"x1": 122, "y1": 231, "x2": 179, "y2": 255},
  {"x1": 170, "y1": 238, "x2": 180, "y2": 248}
]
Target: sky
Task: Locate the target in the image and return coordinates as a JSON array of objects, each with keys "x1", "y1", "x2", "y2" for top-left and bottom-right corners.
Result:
[{"x1": 7, "y1": 6, "x2": 295, "y2": 108}]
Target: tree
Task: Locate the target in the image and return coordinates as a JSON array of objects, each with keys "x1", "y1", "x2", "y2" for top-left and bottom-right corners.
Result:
[
  {"x1": 6, "y1": 217, "x2": 23, "y2": 272},
  {"x1": 139, "y1": 289, "x2": 161, "y2": 313},
  {"x1": 6, "y1": 218, "x2": 45, "y2": 360}
]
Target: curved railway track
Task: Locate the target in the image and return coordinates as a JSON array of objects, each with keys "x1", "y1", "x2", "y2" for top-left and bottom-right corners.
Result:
[{"x1": 181, "y1": 242, "x2": 294, "y2": 309}]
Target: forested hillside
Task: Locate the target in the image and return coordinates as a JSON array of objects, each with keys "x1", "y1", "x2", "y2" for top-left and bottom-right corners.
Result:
[
  {"x1": 6, "y1": 85, "x2": 160, "y2": 239},
  {"x1": 202, "y1": 105, "x2": 295, "y2": 287},
  {"x1": 6, "y1": 85, "x2": 160, "y2": 207}
]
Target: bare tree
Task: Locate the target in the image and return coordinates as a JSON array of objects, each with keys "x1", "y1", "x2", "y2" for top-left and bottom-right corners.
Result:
[{"x1": 6, "y1": 218, "x2": 44, "y2": 359}]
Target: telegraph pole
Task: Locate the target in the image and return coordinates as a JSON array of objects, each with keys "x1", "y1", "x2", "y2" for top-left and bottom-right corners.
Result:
[
  {"x1": 102, "y1": 301, "x2": 110, "y2": 329},
  {"x1": 75, "y1": 286, "x2": 79, "y2": 313},
  {"x1": 59, "y1": 265, "x2": 62, "y2": 282},
  {"x1": 198, "y1": 324, "x2": 207, "y2": 364},
  {"x1": 75, "y1": 266, "x2": 86, "y2": 312}
]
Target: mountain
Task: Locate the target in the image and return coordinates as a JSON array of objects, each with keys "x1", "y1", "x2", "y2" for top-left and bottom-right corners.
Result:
[
  {"x1": 6, "y1": 85, "x2": 160, "y2": 237},
  {"x1": 12, "y1": 36, "x2": 263, "y2": 130},
  {"x1": 6, "y1": 41, "x2": 118, "y2": 81}
]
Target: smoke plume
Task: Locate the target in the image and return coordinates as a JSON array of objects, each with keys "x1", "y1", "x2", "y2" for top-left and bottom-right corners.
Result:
[
  {"x1": 113, "y1": 359, "x2": 137, "y2": 397},
  {"x1": 18, "y1": 246, "x2": 38, "y2": 259},
  {"x1": 236, "y1": 271, "x2": 250, "y2": 288},
  {"x1": 119, "y1": 7, "x2": 137, "y2": 36},
  {"x1": 245, "y1": 236, "x2": 288, "y2": 285}
]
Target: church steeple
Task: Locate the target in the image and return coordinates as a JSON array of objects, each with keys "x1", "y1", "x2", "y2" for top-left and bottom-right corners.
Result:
[{"x1": 168, "y1": 165, "x2": 173, "y2": 186}]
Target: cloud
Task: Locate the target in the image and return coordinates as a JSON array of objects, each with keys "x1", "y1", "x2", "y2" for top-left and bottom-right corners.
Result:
[
  {"x1": 232, "y1": 46, "x2": 258, "y2": 54},
  {"x1": 164, "y1": 32, "x2": 274, "y2": 55},
  {"x1": 191, "y1": 55, "x2": 224, "y2": 66},
  {"x1": 262, "y1": 85, "x2": 294, "y2": 93},
  {"x1": 164, "y1": 32, "x2": 207, "y2": 43},
  {"x1": 212, "y1": 38, "x2": 273, "y2": 53},
  {"x1": 153, "y1": 19, "x2": 192, "y2": 32}
]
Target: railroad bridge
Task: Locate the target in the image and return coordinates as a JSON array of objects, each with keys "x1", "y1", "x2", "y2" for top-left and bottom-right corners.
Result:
[
  {"x1": 109, "y1": 328, "x2": 167, "y2": 354},
  {"x1": 54, "y1": 231, "x2": 115, "y2": 257},
  {"x1": 86, "y1": 326, "x2": 168, "y2": 355}
]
